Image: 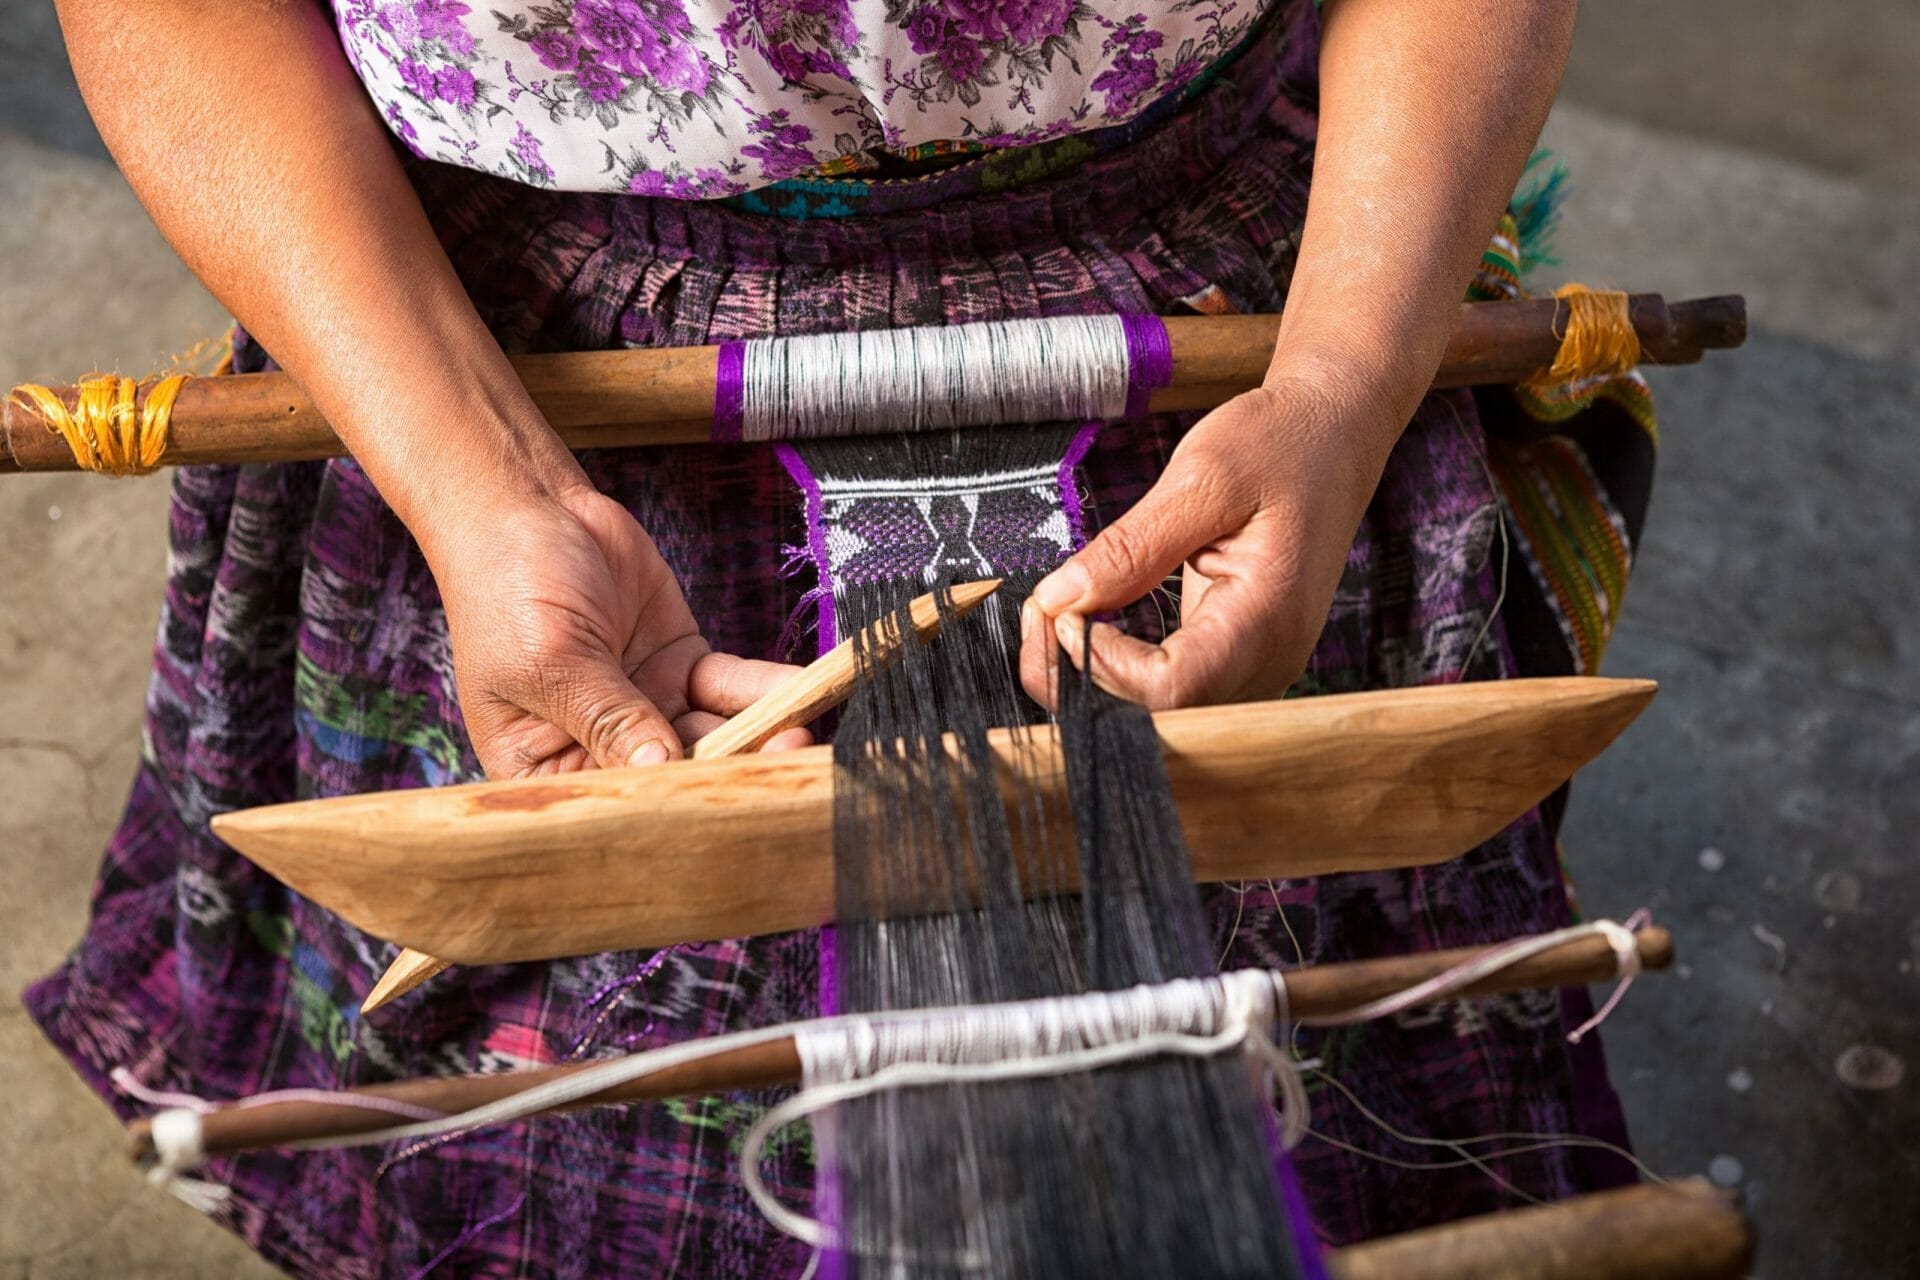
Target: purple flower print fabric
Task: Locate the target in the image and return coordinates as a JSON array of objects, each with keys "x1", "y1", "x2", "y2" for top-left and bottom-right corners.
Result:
[{"x1": 332, "y1": 0, "x2": 1271, "y2": 192}]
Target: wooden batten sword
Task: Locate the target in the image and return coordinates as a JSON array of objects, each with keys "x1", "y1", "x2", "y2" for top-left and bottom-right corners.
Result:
[{"x1": 218, "y1": 676, "x2": 1657, "y2": 973}]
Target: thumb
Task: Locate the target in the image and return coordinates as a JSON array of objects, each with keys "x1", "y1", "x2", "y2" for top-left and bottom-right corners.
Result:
[
  {"x1": 1028, "y1": 467, "x2": 1248, "y2": 619},
  {"x1": 546, "y1": 657, "x2": 685, "y2": 769}
]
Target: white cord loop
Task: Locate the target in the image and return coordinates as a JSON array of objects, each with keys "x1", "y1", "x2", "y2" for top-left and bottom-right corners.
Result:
[{"x1": 1566, "y1": 909, "x2": 1651, "y2": 1044}]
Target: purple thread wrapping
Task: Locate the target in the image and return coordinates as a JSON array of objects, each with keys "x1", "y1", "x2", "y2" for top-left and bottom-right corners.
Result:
[
  {"x1": 1119, "y1": 314, "x2": 1173, "y2": 420},
  {"x1": 774, "y1": 445, "x2": 839, "y2": 652},
  {"x1": 713, "y1": 342, "x2": 747, "y2": 443},
  {"x1": 776, "y1": 440, "x2": 847, "y2": 1278},
  {"x1": 1057, "y1": 421, "x2": 1104, "y2": 549}
]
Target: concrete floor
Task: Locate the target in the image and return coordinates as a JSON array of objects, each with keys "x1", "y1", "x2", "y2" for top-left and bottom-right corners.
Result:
[{"x1": 2, "y1": 1, "x2": 1915, "y2": 1275}]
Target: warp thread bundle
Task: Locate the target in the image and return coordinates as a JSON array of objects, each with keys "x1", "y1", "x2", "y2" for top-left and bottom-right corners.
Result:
[{"x1": 800, "y1": 420, "x2": 1309, "y2": 1279}]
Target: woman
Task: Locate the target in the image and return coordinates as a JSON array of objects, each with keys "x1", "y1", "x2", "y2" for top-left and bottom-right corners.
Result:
[{"x1": 31, "y1": 0, "x2": 1639, "y2": 1273}]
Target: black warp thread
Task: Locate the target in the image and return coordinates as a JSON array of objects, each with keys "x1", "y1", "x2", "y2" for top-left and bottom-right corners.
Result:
[{"x1": 803, "y1": 427, "x2": 1305, "y2": 1279}]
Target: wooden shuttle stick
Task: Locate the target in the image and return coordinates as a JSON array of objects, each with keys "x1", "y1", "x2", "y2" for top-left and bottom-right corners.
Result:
[
  {"x1": 213, "y1": 677, "x2": 1656, "y2": 968},
  {"x1": 130, "y1": 924, "x2": 1672, "y2": 1163},
  {"x1": 2, "y1": 296, "x2": 1746, "y2": 472},
  {"x1": 1331, "y1": 1182, "x2": 1752, "y2": 1280},
  {"x1": 362, "y1": 578, "x2": 1005, "y2": 1012},
  {"x1": 688, "y1": 578, "x2": 1002, "y2": 759}
]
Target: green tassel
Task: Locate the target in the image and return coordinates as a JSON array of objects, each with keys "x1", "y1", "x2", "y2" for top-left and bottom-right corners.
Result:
[{"x1": 1510, "y1": 149, "x2": 1570, "y2": 273}]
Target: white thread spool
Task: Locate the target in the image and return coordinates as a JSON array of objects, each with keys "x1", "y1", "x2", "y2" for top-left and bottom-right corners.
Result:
[{"x1": 739, "y1": 316, "x2": 1139, "y2": 442}]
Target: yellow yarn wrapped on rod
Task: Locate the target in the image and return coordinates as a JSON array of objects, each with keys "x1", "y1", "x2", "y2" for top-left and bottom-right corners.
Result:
[
  {"x1": 8, "y1": 373, "x2": 189, "y2": 476},
  {"x1": 1523, "y1": 283, "x2": 1641, "y2": 390}
]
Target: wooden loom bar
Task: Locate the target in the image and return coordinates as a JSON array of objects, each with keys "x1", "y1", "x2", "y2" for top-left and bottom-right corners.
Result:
[
  {"x1": 2, "y1": 296, "x2": 1746, "y2": 472},
  {"x1": 211, "y1": 677, "x2": 1656, "y2": 966},
  {"x1": 1330, "y1": 1182, "x2": 1753, "y2": 1280},
  {"x1": 128, "y1": 924, "x2": 1671, "y2": 1162}
]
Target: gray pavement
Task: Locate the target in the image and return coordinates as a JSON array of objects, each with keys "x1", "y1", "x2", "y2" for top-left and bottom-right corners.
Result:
[
  {"x1": 3, "y1": 6, "x2": 1916, "y2": 1276},
  {"x1": 1534, "y1": 103, "x2": 1920, "y2": 1278},
  {"x1": 0, "y1": 133, "x2": 269, "y2": 1280}
]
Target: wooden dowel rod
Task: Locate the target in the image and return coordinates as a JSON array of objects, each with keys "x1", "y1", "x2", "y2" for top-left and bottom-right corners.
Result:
[
  {"x1": 128, "y1": 925, "x2": 1670, "y2": 1163},
  {"x1": 1285, "y1": 926, "x2": 1672, "y2": 1014},
  {"x1": 210, "y1": 678, "x2": 1655, "y2": 967},
  {"x1": 1330, "y1": 1182, "x2": 1752, "y2": 1280},
  {"x1": 689, "y1": 577, "x2": 1001, "y2": 760},
  {"x1": 361, "y1": 578, "x2": 1005, "y2": 1013},
  {"x1": 4, "y1": 297, "x2": 1746, "y2": 472}
]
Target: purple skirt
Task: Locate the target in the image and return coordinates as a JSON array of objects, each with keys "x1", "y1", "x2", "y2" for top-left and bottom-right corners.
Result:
[{"x1": 26, "y1": 3, "x2": 1637, "y2": 1274}]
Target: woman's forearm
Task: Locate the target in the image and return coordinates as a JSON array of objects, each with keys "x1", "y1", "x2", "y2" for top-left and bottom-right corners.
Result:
[
  {"x1": 1274, "y1": 0, "x2": 1578, "y2": 436},
  {"x1": 56, "y1": 0, "x2": 583, "y2": 559}
]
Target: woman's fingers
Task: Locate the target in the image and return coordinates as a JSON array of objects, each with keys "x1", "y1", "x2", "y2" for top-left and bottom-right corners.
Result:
[
  {"x1": 1017, "y1": 596, "x2": 1064, "y2": 710},
  {"x1": 527, "y1": 651, "x2": 807, "y2": 769},
  {"x1": 686, "y1": 652, "x2": 806, "y2": 717},
  {"x1": 1054, "y1": 569, "x2": 1294, "y2": 709},
  {"x1": 757, "y1": 726, "x2": 815, "y2": 752},
  {"x1": 1020, "y1": 455, "x2": 1254, "y2": 710},
  {"x1": 539, "y1": 655, "x2": 687, "y2": 770},
  {"x1": 1029, "y1": 460, "x2": 1250, "y2": 619}
]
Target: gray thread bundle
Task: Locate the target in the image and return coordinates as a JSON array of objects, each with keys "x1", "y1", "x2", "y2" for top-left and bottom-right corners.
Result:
[
  {"x1": 807, "y1": 427, "x2": 1306, "y2": 1279},
  {"x1": 739, "y1": 317, "x2": 1139, "y2": 442}
]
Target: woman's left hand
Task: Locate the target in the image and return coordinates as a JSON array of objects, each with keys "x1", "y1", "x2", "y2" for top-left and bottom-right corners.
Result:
[{"x1": 1018, "y1": 372, "x2": 1404, "y2": 710}]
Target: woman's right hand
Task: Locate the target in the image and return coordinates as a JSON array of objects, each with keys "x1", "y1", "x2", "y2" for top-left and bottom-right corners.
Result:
[{"x1": 428, "y1": 485, "x2": 808, "y2": 779}]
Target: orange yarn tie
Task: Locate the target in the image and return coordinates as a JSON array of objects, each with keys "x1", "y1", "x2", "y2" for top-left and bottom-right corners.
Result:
[
  {"x1": 8, "y1": 373, "x2": 189, "y2": 476},
  {"x1": 1525, "y1": 284, "x2": 1640, "y2": 390}
]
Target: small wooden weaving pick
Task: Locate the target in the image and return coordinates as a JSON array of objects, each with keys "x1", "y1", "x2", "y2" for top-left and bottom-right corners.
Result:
[{"x1": 359, "y1": 577, "x2": 1005, "y2": 1013}]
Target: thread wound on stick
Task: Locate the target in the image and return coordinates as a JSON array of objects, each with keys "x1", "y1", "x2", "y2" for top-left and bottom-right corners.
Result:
[
  {"x1": 10, "y1": 374, "x2": 189, "y2": 475},
  {"x1": 1525, "y1": 284, "x2": 1641, "y2": 390},
  {"x1": 721, "y1": 315, "x2": 1173, "y2": 442}
]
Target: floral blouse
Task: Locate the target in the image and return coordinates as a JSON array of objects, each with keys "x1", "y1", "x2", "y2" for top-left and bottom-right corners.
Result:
[{"x1": 333, "y1": 0, "x2": 1271, "y2": 196}]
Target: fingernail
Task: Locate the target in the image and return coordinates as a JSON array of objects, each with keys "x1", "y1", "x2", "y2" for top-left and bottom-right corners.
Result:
[
  {"x1": 628, "y1": 739, "x2": 669, "y2": 767},
  {"x1": 1031, "y1": 563, "x2": 1088, "y2": 613},
  {"x1": 1020, "y1": 598, "x2": 1038, "y2": 639}
]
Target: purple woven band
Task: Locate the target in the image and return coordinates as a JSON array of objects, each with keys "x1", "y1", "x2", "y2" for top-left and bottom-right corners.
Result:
[
  {"x1": 1120, "y1": 313, "x2": 1173, "y2": 420},
  {"x1": 712, "y1": 342, "x2": 747, "y2": 443}
]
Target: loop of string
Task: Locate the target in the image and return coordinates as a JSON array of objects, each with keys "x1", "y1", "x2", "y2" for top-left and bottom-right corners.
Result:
[
  {"x1": 9, "y1": 374, "x2": 189, "y2": 476},
  {"x1": 1524, "y1": 283, "x2": 1641, "y2": 391},
  {"x1": 1297, "y1": 913, "x2": 1649, "y2": 1036},
  {"x1": 112, "y1": 1064, "x2": 451, "y2": 1211},
  {"x1": 1567, "y1": 907, "x2": 1651, "y2": 1044}
]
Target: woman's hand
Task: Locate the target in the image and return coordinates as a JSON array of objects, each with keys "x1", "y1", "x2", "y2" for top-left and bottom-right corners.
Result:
[
  {"x1": 58, "y1": 0, "x2": 819, "y2": 782},
  {"x1": 1018, "y1": 370, "x2": 1402, "y2": 710},
  {"x1": 429, "y1": 486, "x2": 808, "y2": 778},
  {"x1": 1009, "y1": 0, "x2": 1577, "y2": 711}
]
